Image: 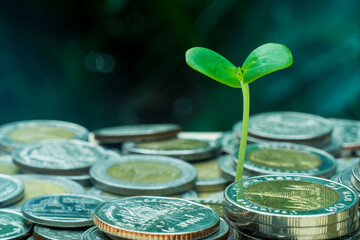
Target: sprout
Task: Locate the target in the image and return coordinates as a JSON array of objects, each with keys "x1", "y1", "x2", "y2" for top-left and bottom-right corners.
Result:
[{"x1": 186, "y1": 43, "x2": 293, "y2": 181}]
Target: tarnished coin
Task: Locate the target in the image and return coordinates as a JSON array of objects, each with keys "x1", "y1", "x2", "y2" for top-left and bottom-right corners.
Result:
[
  {"x1": 0, "y1": 120, "x2": 89, "y2": 152},
  {"x1": 33, "y1": 225, "x2": 88, "y2": 240},
  {"x1": 192, "y1": 157, "x2": 229, "y2": 192},
  {"x1": 0, "y1": 174, "x2": 24, "y2": 207},
  {"x1": 236, "y1": 143, "x2": 337, "y2": 178},
  {"x1": 93, "y1": 196, "x2": 220, "y2": 240},
  {"x1": 0, "y1": 210, "x2": 33, "y2": 240},
  {"x1": 224, "y1": 175, "x2": 359, "y2": 227},
  {"x1": 86, "y1": 186, "x2": 198, "y2": 200},
  {"x1": 21, "y1": 194, "x2": 104, "y2": 228},
  {"x1": 90, "y1": 155, "x2": 197, "y2": 196},
  {"x1": 92, "y1": 123, "x2": 181, "y2": 144},
  {"x1": 13, "y1": 139, "x2": 108, "y2": 175},
  {"x1": 12, "y1": 174, "x2": 85, "y2": 207},
  {"x1": 123, "y1": 137, "x2": 221, "y2": 161},
  {"x1": 329, "y1": 118, "x2": 360, "y2": 150},
  {"x1": 81, "y1": 226, "x2": 110, "y2": 240}
]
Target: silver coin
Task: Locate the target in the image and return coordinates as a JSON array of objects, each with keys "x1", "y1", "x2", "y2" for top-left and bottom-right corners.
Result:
[
  {"x1": 336, "y1": 158, "x2": 359, "y2": 174},
  {"x1": 192, "y1": 157, "x2": 229, "y2": 192},
  {"x1": 123, "y1": 138, "x2": 221, "y2": 161},
  {"x1": 329, "y1": 118, "x2": 360, "y2": 150},
  {"x1": 218, "y1": 154, "x2": 250, "y2": 182},
  {"x1": 202, "y1": 218, "x2": 229, "y2": 240},
  {"x1": 187, "y1": 198, "x2": 224, "y2": 217},
  {"x1": 93, "y1": 196, "x2": 220, "y2": 240},
  {"x1": 351, "y1": 162, "x2": 360, "y2": 192},
  {"x1": 81, "y1": 226, "x2": 110, "y2": 240},
  {"x1": 338, "y1": 166, "x2": 359, "y2": 193},
  {"x1": 235, "y1": 143, "x2": 337, "y2": 178},
  {"x1": 92, "y1": 123, "x2": 181, "y2": 143},
  {"x1": 219, "y1": 131, "x2": 239, "y2": 155},
  {"x1": 86, "y1": 186, "x2": 198, "y2": 200},
  {"x1": 224, "y1": 175, "x2": 359, "y2": 227},
  {"x1": 0, "y1": 120, "x2": 89, "y2": 152},
  {"x1": 0, "y1": 174, "x2": 24, "y2": 207},
  {"x1": 90, "y1": 155, "x2": 197, "y2": 196},
  {"x1": 0, "y1": 209, "x2": 33, "y2": 240},
  {"x1": 21, "y1": 194, "x2": 104, "y2": 228},
  {"x1": 33, "y1": 225, "x2": 88, "y2": 240},
  {"x1": 12, "y1": 139, "x2": 108, "y2": 175}
]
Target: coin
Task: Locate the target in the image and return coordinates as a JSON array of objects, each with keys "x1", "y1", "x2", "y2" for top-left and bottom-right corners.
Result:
[
  {"x1": 21, "y1": 194, "x2": 104, "y2": 228},
  {"x1": 0, "y1": 174, "x2": 24, "y2": 207},
  {"x1": 329, "y1": 118, "x2": 360, "y2": 150},
  {"x1": 202, "y1": 218, "x2": 229, "y2": 240},
  {"x1": 338, "y1": 166, "x2": 358, "y2": 193},
  {"x1": 0, "y1": 158, "x2": 20, "y2": 175},
  {"x1": 336, "y1": 158, "x2": 359, "y2": 174},
  {"x1": 12, "y1": 139, "x2": 108, "y2": 175},
  {"x1": 92, "y1": 124, "x2": 181, "y2": 144},
  {"x1": 224, "y1": 175, "x2": 359, "y2": 227},
  {"x1": 188, "y1": 199, "x2": 224, "y2": 217},
  {"x1": 81, "y1": 226, "x2": 110, "y2": 240},
  {"x1": 12, "y1": 174, "x2": 85, "y2": 207},
  {"x1": 123, "y1": 138, "x2": 221, "y2": 161},
  {"x1": 0, "y1": 209, "x2": 33, "y2": 239},
  {"x1": 218, "y1": 154, "x2": 250, "y2": 182},
  {"x1": 0, "y1": 120, "x2": 89, "y2": 152},
  {"x1": 236, "y1": 143, "x2": 337, "y2": 178},
  {"x1": 219, "y1": 131, "x2": 239, "y2": 155},
  {"x1": 33, "y1": 225, "x2": 89, "y2": 240},
  {"x1": 191, "y1": 157, "x2": 229, "y2": 192},
  {"x1": 93, "y1": 196, "x2": 220, "y2": 240},
  {"x1": 351, "y1": 162, "x2": 360, "y2": 192},
  {"x1": 90, "y1": 155, "x2": 197, "y2": 196}
]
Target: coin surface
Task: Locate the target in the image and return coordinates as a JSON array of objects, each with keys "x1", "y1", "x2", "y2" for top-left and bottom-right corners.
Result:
[
  {"x1": 218, "y1": 154, "x2": 238, "y2": 182},
  {"x1": 81, "y1": 226, "x2": 110, "y2": 240},
  {"x1": 351, "y1": 162, "x2": 360, "y2": 192},
  {"x1": 12, "y1": 139, "x2": 108, "y2": 175},
  {"x1": 219, "y1": 132, "x2": 239, "y2": 155},
  {"x1": 13, "y1": 174, "x2": 85, "y2": 207},
  {"x1": 202, "y1": 218, "x2": 229, "y2": 240},
  {"x1": 123, "y1": 138, "x2": 221, "y2": 161},
  {"x1": 0, "y1": 174, "x2": 24, "y2": 207},
  {"x1": 33, "y1": 225, "x2": 89, "y2": 240},
  {"x1": 90, "y1": 155, "x2": 197, "y2": 196},
  {"x1": 0, "y1": 210, "x2": 33, "y2": 239},
  {"x1": 338, "y1": 166, "x2": 358, "y2": 193},
  {"x1": 92, "y1": 123, "x2": 181, "y2": 143},
  {"x1": 237, "y1": 143, "x2": 337, "y2": 178},
  {"x1": 330, "y1": 118, "x2": 360, "y2": 150},
  {"x1": 21, "y1": 194, "x2": 104, "y2": 228},
  {"x1": 192, "y1": 157, "x2": 229, "y2": 192},
  {"x1": 93, "y1": 196, "x2": 220, "y2": 240},
  {"x1": 0, "y1": 120, "x2": 89, "y2": 152},
  {"x1": 224, "y1": 175, "x2": 359, "y2": 227}
]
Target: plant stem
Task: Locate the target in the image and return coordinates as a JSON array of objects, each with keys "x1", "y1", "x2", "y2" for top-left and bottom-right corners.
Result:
[{"x1": 235, "y1": 82, "x2": 250, "y2": 182}]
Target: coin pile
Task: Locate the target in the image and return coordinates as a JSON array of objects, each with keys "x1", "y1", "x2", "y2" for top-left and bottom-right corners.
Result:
[{"x1": 224, "y1": 175, "x2": 360, "y2": 239}]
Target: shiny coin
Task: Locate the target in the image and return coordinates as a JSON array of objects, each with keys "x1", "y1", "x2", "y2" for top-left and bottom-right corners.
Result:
[
  {"x1": 202, "y1": 218, "x2": 229, "y2": 240},
  {"x1": 12, "y1": 174, "x2": 85, "y2": 207},
  {"x1": 0, "y1": 209, "x2": 33, "y2": 239},
  {"x1": 219, "y1": 131, "x2": 239, "y2": 155},
  {"x1": 192, "y1": 157, "x2": 229, "y2": 192},
  {"x1": 93, "y1": 196, "x2": 220, "y2": 240},
  {"x1": 236, "y1": 143, "x2": 337, "y2": 178},
  {"x1": 0, "y1": 120, "x2": 89, "y2": 152},
  {"x1": 21, "y1": 194, "x2": 104, "y2": 228},
  {"x1": 81, "y1": 226, "x2": 110, "y2": 240},
  {"x1": 92, "y1": 123, "x2": 181, "y2": 144},
  {"x1": 123, "y1": 137, "x2": 221, "y2": 161},
  {"x1": 338, "y1": 166, "x2": 358, "y2": 193},
  {"x1": 218, "y1": 154, "x2": 249, "y2": 182},
  {"x1": 90, "y1": 155, "x2": 197, "y2": 196},
  {"x1": 0, "y1": 174, "x2": 24, "y2": 207},
  {"x1": 33, "y1": 225, "x2": 88, "y2": 240},
  {"x1": 86, "y1": 186, "x2": 198, "y2": 200},
  {"x1": 188, "y1": 199, "x2": 224, "y2": 217},
  {"x1": 351, "y1": 161, "x2": 360, "y2": 192},
  {"x1": 224, "y1": 175, "x2": 359, "y2": 227},
  {"x1": 329, "y1": 118, "x2": 360, "y2": 150},
  {"x1": 13, "y1": 139, "x2": 108, "y2": 175},
  {"x1": 336, "y1": 158, "x2": 359, "y2": 174}
]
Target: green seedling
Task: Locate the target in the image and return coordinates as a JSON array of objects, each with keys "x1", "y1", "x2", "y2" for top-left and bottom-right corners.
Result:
[{"x1": 186, "y1": 43, "x2": 293, "y2": 182}]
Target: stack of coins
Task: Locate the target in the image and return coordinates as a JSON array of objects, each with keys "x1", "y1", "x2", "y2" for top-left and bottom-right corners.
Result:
[
  {"x1": 224, "y1": 175, "x2": 359, "y2": 239},
  {"x1": 329, "y1": 118, "x2": 360, "y2": 157},
  {"x1": 0, "y1": 209, "x2": 33, "y2": 239},
  {"x1": 93, "y1": 196, "x2": 229, "y2": 240},
  {"x1": 234, "y1": 143, "x2": 337, "y2": 178},
  {"x1": 0, "y1": 120, "x2": 89, "y2": 153},
  {"x1": 232, "y1": 112, "x2": 343, "y2": 157}
]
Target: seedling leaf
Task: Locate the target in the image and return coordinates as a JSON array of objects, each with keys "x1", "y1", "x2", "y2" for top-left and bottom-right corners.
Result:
[
  {"x1": 186, "y1": 47, "x2": 241, "y2": 88},
  {"x1": 242, "y1": 43, "x2": 293, "y2": 84}
]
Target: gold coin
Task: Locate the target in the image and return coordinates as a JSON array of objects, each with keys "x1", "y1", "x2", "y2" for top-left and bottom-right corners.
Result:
[
  {"x1": 247, "y1": 148, "x2": 322, "y2": 171},
  {"x1": 192, "y1": 159, "x2": 221, "y2": 180},
  {"x1": 8, "y1": 126, "x2": 74, "y2": 143},
  {"x1": 137, "y1": 138, "x2": 208, "y2": 150},
  {"x1": 106, "y1": 161, "x2": 182, "y2": 183},
  {"x1": 244, "y1": 180, "x2": 339, "y2": 211}
]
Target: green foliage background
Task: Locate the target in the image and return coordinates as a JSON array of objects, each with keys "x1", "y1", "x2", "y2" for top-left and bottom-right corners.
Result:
[{"x1": 0, "y1": 0, "x2": 359, "y2": 131}]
